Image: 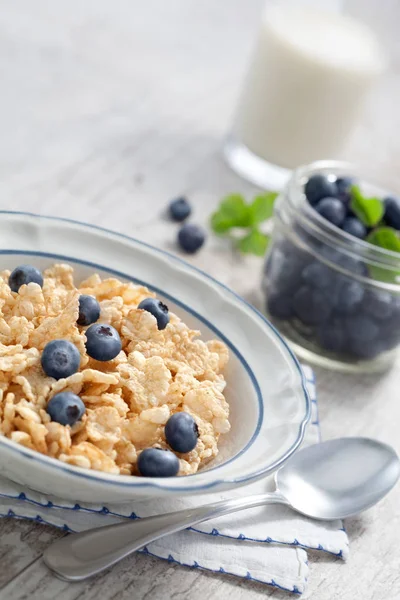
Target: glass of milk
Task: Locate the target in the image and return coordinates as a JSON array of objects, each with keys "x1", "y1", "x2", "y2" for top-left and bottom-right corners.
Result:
[{"x1": 224, "y1": 1, "x2": 386, "y2": 190}]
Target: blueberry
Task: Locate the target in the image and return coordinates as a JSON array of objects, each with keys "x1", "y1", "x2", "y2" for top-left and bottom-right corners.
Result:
[
  {"x1": 346, "y1": 315, "x2": 379, "y2": 342},
  {"x1": 77, "y1": 295, "x2": 101, "y2": 326},
  {"x1": 317, "y1": 319, "x2": 346, "y2": 353},
  {"x1": 362, "y1": 289, "x2": 393, "y2": 320},
  {"x1": 177, "y1": 223, "x2": 206, "y2": 254},
  {"x1": 169, "y1": 197, "x2": 192, "y2": 222},
  {"x1": 390, "y1": 295, "x2": 400, "y2": 326},
  {"x1": 293, "y1": 287, "x2": 332, "y2": 325},
  {"x1": 335, "y1": 280, "x2": 365, "y2": 315},
  {"x1": 266, "y1": 247, "x2": 305, "y2": 294},
  {"x1": 304, "y1": 175, "x2": 337, "y2": 206},
  {"x1": 342, "y1": 217, "x2": 367, "y2": 240},
  {"x1": 320, "y1": 247, "x2": 367, "y2": 276},
  {"x1": 41, "y1": 340, "x2": 81, "y2": 380},
  {"x1": 380, "y1": 330, "x2": 400, "y2": 351},
  {"x1": 314, "y1": 197, "x2": 346, "y2": 227},
  {"x1": 336, "y1": 177, "x2": 353, "y2": 204},
  {"x1": 46, "y1": 392, "x2": 86, "y2": 426},
  {"x1": 301, "y1": 262, "x2": 336, "y2": 290},
  {"x1": 384, "y1": 196, "x2": 400, "y2": 230},
  {"x1": 85, "y1": 323, "x2": 122, "y2": 361},
  {"x1": 349, "y1": 338, "x2": 385, "y2": 360},
  {"x1": 267, "y1": 292, "x2": 293, "y2": 320},
  {"x1": 165, "y1": 412, "x2": 199, "y2": 453},
  {"x1": 138, "y1": 298, "x2": 169, "y2": 330},
  {"x1": 137, "y1": 448, "x2": 179, "y2": 477},
  {"x1": 9, "y1": 265, "x2": 43, "y2": 293}
]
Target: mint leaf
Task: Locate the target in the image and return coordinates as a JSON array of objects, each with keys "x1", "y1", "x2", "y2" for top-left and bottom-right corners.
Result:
[
  {"x1": 367, "y1": 227, "x2": 400, "y2": 252},
  {"x1": 366, "y1": 227, "x2": 400, "y2": 282},
  {"x1": 237, "y1": 229, "x2": 270, "y2": 256},
  {"x1": 210, "y1": 212, "x2": 235, "y2": 234},
  {"x1": 350, "y1": 185, "x2": 384, "y2": 227},
  {"x1": 368, "y1": 265, "x2": 400, "y2": 284},
  {"x1": 219, "y1": 194, "x2": 252, "y2": 227},
  {"x1": 250, "y1": 192, "x2": 278, "y2": 225},
  {"x1": 210, "y1": 191, "x2": 277, "y2": 255},
  {"x1": 210, "y1": 194, "x2": 252, "y2": 235}
]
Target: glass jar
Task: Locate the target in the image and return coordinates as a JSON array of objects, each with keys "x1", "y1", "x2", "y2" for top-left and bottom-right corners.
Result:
[{"x1": 262, "y1": 160, "x2": 400, "y2": 372}]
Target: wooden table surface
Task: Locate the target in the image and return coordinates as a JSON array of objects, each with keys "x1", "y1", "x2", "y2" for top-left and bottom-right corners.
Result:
[{"x1": 0, "y1": 1, "x2": 399, "y2": 599}]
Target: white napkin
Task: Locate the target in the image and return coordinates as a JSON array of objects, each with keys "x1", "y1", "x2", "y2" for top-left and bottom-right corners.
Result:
[{"x1": 0, "y1": 366, "x2": 348, "y2": 594}]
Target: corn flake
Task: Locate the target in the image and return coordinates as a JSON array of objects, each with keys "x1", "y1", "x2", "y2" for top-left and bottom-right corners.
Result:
[{"x1": 0, "y1": 264, "x2": 230, "y2": 476}]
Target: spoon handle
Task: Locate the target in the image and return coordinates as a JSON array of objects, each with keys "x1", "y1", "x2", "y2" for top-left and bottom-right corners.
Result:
[{"x1": 43, "y1": 491, "x2": 288, "y2": 581}]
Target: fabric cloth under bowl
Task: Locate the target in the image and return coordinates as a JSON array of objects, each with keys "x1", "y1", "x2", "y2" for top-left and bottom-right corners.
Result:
[{"x1": 0, "y1": 365, "x2": 348, "y2": 595}]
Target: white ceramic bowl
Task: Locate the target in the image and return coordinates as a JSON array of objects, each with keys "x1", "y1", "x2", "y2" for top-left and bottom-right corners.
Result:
[{"x1": 0, "y1": 212, "x2": 310, "y2": 502}]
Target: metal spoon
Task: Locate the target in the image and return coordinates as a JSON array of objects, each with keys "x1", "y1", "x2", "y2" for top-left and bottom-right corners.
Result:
[{"x1": 43, "y1": 437, "x2": 400, "y2": 581}]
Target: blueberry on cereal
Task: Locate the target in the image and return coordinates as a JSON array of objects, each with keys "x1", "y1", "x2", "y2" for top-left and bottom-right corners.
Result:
[
  {"x1": 138, "y1": 298, "x2": 170, "y2": 330},
  {"x1": 9, "y1": 265, "x2": 43, "y2": 293},
  {"x1": 46, "y1": 391, "x2": 86, "y2": 426},
  {"x1": 165, "y1": 412, "x2": 199, "y2": 453},
  {"x1": 137, "y1": 447, "x2": 180, "y2": 477},
  {"x1": 85, "y1": 323, "x2": 122, "y2": 361},
  {"x1": 77, "y1": 295, "x2": 101, "y2": 326},
  {"x1": 41, "y1": 340, "x2": 81, "y2": 380}
]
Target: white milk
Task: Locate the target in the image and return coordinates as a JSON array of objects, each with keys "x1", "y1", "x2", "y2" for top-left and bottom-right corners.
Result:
[{"x1": 232, "y1": 3, "x2": 385, "y2": 169}]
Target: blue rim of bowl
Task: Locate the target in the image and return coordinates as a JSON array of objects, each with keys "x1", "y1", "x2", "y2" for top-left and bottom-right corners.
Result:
[
  {"x1": 0, "y1": 211, "x2": 311, "y2": 491},
  {"x1": 0, "y1": 248, "x2": 263, "y2": 476}
]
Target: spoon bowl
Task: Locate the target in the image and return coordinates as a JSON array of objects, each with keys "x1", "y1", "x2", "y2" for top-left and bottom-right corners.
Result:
[
  {"x1": 276, "y1": 437, "x2": 400, "y2": 520},
  {"x1": 44, "y1": 437, "x2": 400, "y2": 581}
]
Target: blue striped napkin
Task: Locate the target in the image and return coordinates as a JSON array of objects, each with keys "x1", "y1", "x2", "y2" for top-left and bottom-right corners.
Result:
[{"x1": 0, "y1": 366, "x2": 348, "y2": 594}]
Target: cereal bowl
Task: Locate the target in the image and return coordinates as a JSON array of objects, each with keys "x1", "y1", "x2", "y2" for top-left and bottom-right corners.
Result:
[{"x1": 0, "y1": 211, "x2": 310, "y2": 502}]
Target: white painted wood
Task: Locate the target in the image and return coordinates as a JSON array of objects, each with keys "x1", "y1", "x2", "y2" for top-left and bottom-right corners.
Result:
[{"x1": 0, "y1": 0, "x2": 398, "y2": 598}]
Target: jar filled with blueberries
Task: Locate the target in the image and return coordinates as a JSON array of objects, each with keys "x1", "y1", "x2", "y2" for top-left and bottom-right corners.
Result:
[{"x1": 262, "y1": 161, "x2": 400, "y2": 372}]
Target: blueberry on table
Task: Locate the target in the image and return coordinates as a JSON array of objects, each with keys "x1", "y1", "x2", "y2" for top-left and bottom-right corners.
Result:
[
  {"x1": 137, "y1": 448, "x2": 180, "y2": 477},
  {"x1": 267, "y1": 292, "x2": 293, "y2": 320},
  {"x1": 314, "y1": 197, "x2": 346, "y2": 227},
  {"x1": 85, "y1": 323, "x2": 122, "y2": 361},
  {"x1": 46, "y1": 392, "x2": 86, "y2": 426},
  {"x1": 336, "y1": 177, "x2": 353, "y2": 204},
  {"x1": 9, "y1": 265, "x2": 43, "y2": 293},
  {"x1": 304, "y1": 174, "x2": 337, "y2": 206},
  {"x1": 342, "y1": 217, "x2": 367, "y2": 240},
  {"x1": 317, "y1": 319, "x2": 346, "y2": 353},
  {"x1": 335, "y1": 280, "x2": 365, "y2": 315},
  {"x1": 177, "y1": 223, "x2": 206, "y2": 254},
  {"x1": 165, "y1": 412, "x2": 199, "y2": 453},
  {"x1": 41, "y1": 340, "x2": 81, "y2": 380},
  {"x1": 383, "y1": 196, "x2": 400, "y2": 230},
  {"x1": 293, "y1": 286, "x2": 332, "y2": 325},
  {"x1": 169, "y1": 197, "x2": 192, "y2": 222},
  {"x1": 77, "y1": 295, "x2": 101, "y2": 326},
  {"x1": 138, "y1": 297, "x2": 170, "y2": 330}
]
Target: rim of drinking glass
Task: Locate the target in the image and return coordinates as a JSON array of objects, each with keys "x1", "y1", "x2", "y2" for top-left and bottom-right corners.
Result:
[{"x1": 279, "y1": 160, "x2": 400, "y2": 291}]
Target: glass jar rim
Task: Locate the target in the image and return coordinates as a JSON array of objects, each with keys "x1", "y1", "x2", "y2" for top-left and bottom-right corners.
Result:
[{"x1": 286, "y1": 160, "x2": 400, "y2": 271}]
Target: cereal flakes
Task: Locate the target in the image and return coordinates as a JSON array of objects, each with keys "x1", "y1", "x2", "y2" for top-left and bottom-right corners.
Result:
[{"x1": 0, "y1": 264, "x2": 230, "y2": 476}]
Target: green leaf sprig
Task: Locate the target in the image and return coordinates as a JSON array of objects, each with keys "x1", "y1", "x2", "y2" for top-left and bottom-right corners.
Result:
[
  {"x1": 350, "y1": 185, "x2": 384, "y2": 227},
  {"x1": 349, "y1": 185, "x2": 400, "y2": 283},
  {"x1": 210, "y1": 192, "x2": 278, "y2": 256}
]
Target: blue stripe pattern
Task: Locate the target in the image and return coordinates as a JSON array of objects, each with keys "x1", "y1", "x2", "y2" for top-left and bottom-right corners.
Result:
[{"x1": 0, "y1": 370, "x2": 337, "y2": 595}]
